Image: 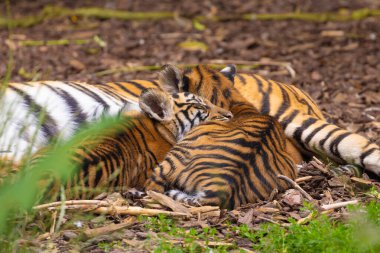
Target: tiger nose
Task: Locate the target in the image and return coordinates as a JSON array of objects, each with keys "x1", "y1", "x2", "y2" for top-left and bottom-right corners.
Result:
[
  {"x1": 224, "y1": 111, "x2": 233, "y2": 119},
  {"x1": 218, "y1": 109, "x2": 233, "y2": 120}
]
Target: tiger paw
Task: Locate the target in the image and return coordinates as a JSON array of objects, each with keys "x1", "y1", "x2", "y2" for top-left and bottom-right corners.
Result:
[
  {"x1": 362, "y1": 149, "x2": 380, "y2": 176},
  {"x1": 183, "y1": 197, "x2": 202, "y2": 207},
  {"x1": 165, "y1": 189, "x2": 202, "y2": 207},
  {"x1": 124, "y1": 188, "x2": 146, "y2": 199}
]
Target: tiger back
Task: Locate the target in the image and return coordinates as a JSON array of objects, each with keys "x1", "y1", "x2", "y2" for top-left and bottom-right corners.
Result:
[
  {"x1": 37, "y1": 88, "x2": 232, "y2": 199},
  {"x1": 145, "y1": 66, "x2": 297, "y2": 209},
  {"x1": 2, "y1": 66, "x2": 380, "y2": 175}
]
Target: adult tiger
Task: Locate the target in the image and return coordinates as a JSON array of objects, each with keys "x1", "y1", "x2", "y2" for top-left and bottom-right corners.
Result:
[
  {"x1": 145, "y1": 73, "x2": 298, "y2": 208},
  {"x1": 0, "y1": 80, "x2": 141, "y2": 162},
  {"x1": 37, "y1": 88, "x2": 232, "y2": 199},
  {"x1": 1, "y1": 65, "x2": 379, "y2": 175}
]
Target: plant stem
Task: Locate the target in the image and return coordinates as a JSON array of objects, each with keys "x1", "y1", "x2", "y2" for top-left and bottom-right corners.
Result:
[{"x1": 1, "y1": 6, "x2": 380, "y2": 28}]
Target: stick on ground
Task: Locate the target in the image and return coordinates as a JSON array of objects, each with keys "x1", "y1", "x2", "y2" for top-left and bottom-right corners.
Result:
[
  {"x1": 83, "y1": 216, "x2": 136, "y2": 238},
  {"x1": 277, "y1": 174, "x2": 314, "y2": 201},
  {"x1": 147, "y1": 190, "x2": 191, "y2": 215},
  {"x1": 320, "y1": 200, "x2": 359, "y2": 211}
]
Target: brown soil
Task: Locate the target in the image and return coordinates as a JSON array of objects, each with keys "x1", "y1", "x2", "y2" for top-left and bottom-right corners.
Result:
[
  {"x1": 0, "y1": 0, "x2": 379, "y2": 145},
  {"x1": 1, "y1": 0, "x2": 380, "y2": 252}
]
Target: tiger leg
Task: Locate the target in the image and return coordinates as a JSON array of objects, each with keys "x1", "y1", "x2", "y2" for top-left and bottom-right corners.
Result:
[
  {"x1": 167, "y1": 181, "x2": 234, "y2": 209},
  {"x1": 283, "y1": 113, "x2": 380, "y2": 175},
  {"x1": 285, "y1": 138, "x2": 303, "y2": 165},
  {"x1": 144, "y1": 177, "x2": 166, "y2": 193},
  {"x1": 125, "y1": 188, "x2": 147, "y2": 198},
  {"x1": 144, "y1": 159, "x2": 179, "y2": 193},
  {"x1": 165, "y1": 189, "x2": 203, "y2": 206},
  {"x1": 144, "y1": 166, "x2": 170, "y2": 194}
]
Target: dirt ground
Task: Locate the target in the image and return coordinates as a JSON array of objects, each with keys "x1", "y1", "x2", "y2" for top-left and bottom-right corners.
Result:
[
  {"x1": 1, "y1": 0, "x2": 379, "y2": 145},
  {"x1": 1, "y1": 0, "x2": 380, "y2": 252}
]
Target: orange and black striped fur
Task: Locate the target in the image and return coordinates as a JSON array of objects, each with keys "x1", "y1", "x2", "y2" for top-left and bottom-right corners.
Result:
[
  {"x1": 156, "y1": 65, "x2": 380, "y2": 176},
  {"x1": 2, "y1": 65, "x2": 379, "y2": 175},
  {"x1": 145, "y1": 65, "x2": 297, "y2": 209},
  {"x1": 38, "y1": 88, "x2": 232, "y2": 199}
]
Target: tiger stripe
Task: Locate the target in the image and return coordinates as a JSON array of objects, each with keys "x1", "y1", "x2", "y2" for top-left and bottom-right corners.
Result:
[
  {"x1": 143, "y1": 65, "x2": 297, "y2": 209},
  {"x1": 1, "y1": 64, "x2": 380, "y2": 176},
  {"x1": 157, "y1": 65, "x2": 380, "y2": 175},
  {"x1": 36, "y1": 89, "x2": 232, "y2": 199}
]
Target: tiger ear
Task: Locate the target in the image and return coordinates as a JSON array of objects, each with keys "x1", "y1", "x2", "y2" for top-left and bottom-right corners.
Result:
[
  {"x1": 158, "y1": 64, "x2": 184, "y2": 94},
  {"x1": 139, "y1": 88, "x2": 174, "y2": 121},
  {"x1": 220, "y1": 65, "x2": 237, "y2": 82}
]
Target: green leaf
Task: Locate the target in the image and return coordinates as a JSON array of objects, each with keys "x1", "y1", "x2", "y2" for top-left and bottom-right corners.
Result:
[{"x1": 178, "y1": 40, "x2": 208, "y2": 52}]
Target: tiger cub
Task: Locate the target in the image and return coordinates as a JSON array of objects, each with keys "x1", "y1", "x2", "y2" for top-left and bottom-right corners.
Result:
[
  {"x1": 157, "y1": 65, "x2": 380, "y2": 176},
  {"x1": 37, "y1": 88, "x2": 232, "y2": 199},
  {"x1": 145, "y1": 65, "x2": 297, "y2": 209}
]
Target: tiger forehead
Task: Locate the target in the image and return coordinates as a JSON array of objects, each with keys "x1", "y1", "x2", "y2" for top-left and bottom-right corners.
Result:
[
  {"x1": 184, "y1": 65, "x2": 232, "y2": 92},
  {"x1": 172, "y1": 92, "x2": 205, "y2": 104}
]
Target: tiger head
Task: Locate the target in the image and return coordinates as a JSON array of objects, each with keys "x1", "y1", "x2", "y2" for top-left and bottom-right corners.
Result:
[
  {"x1": 158, "y1": 64, "x2": 240, "y2": 111},
  {"x1": 139, "y1": 88, "x2": 232, "y2": 141}
]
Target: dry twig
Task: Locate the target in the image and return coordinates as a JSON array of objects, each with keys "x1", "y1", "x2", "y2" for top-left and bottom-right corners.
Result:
[
  {"x1": 189, "y1": 206, "x2": 219, "y2": 214},
  {"x1": 93, "y1": 206, "x2": 190, "y2": 217},
  {"x1": 320, "y1": 200, "x2": 359, "y2": 211},
  {"x1": 277, "y1": 174, "x2": 314, "y2": 201},
  {"x1": 147, "y1": 191, "x2": 191, "y2": 215},
  {"x1": 295, "y1": 176, "x2": 313, "y2": 183},
  {"x1": 83, "y1": 216, "x2": 136, "y2": 238},
  {"x1": 33, "y1": 200, "x2": 108, "y2": 210}
]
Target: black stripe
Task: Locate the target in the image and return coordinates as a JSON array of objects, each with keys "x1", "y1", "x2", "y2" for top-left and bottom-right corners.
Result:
[
  {"x1": 69, "y1": 82, "x2": 110, "y2": 111},
  {"x1": 252, "y1": 75, "x2": 271, "y2": 115},
  {"x1": 235, "y1": 74, "x2": 247, "y2": 85},
  {"x1": 304, "y1": 123, "x2": 329, "y2": 144},
  {"x1": 112, "y1": 82, "x2": 140, "y2": 98},
  {"x1": 273, "y1": 81, "x2": 291, "y2": 120},
  {"x1": 182, "y1": 76, "x2": 190, "y2": 91},
  {"x1": 223, "y1": 88, "x2": 231, "y2": 99},
  {"x1": 94, "y1": 84, "x2": 129, "y2": 103},
  {"x1": 126, "y1": 81, "x2": 151, "y2": 92},
  {"x1": 148, "y1": 80, "x2": 161, "y2": 88},
  {"x1": 360, "y1": 147, "x2": 377, "y2": 167},
  {"x1": 211, "y1": 87, "x2": 218, "y2": 104},
  {"x1": 280, "y1": 110, "x2": 299, "y2": 129},
  {"x1": 44, "y1": 83, "x2": 88, "y2": 126},
  {"x1": 319, "y1": 128, "x2": 340, "y2": 147},
  {"x1": 195, "y1": 66, "x2": 203, "y2": 94},
  {"x1": 293, "y1": 118, "x2": 318, "y2": 151},
  {"x1": 283, "y1": 84, "x2": 321, "y2": 118},
  {"x1": 330, "y1": 132, "x2": 352, "y2": 160},
  {"x1": 8, "y1": 86, "x2": 58, "y2": 140}
]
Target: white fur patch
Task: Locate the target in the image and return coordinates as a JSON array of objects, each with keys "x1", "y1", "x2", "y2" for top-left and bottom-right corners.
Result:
[{"x1": 0, "y1": 81, "x2": 139, "y2": 161}]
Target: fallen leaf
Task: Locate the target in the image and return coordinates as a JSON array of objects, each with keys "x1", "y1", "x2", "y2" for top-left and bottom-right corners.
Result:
[
  {"x1": 238, "y1": 209, "x2": 254, "y2": 226},
  {"x1": 282, "y1": 189, "x2": 303, "y2": 207},
  {"x1": 178, "y1": 40, "x2": 208, "y2": 52},
  {"x1": 69, "y1": 59, "x2": 85, "y2": 71}
]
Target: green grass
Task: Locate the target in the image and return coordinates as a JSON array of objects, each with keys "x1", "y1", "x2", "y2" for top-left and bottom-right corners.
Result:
[
  {"x1": 132, "y1": 201, "x2": 380, "y2": 253},
  {"x1": 139, "y1": 215, "x2": 234, "y2": 252},
  {"x1": 0, "y1": 115, "x2": 127, "y2": 251},
  {"x1": 231, "y1": 201, "x2": 380, "y2": 253}
]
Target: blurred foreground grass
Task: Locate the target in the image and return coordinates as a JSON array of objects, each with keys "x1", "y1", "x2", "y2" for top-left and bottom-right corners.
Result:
[
  {"x1": 1, "y1": 6, "x2": 380, "y2": 28},
  {"x1": 0, "y1": 116, "x2": 126, "y2": 247}
]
